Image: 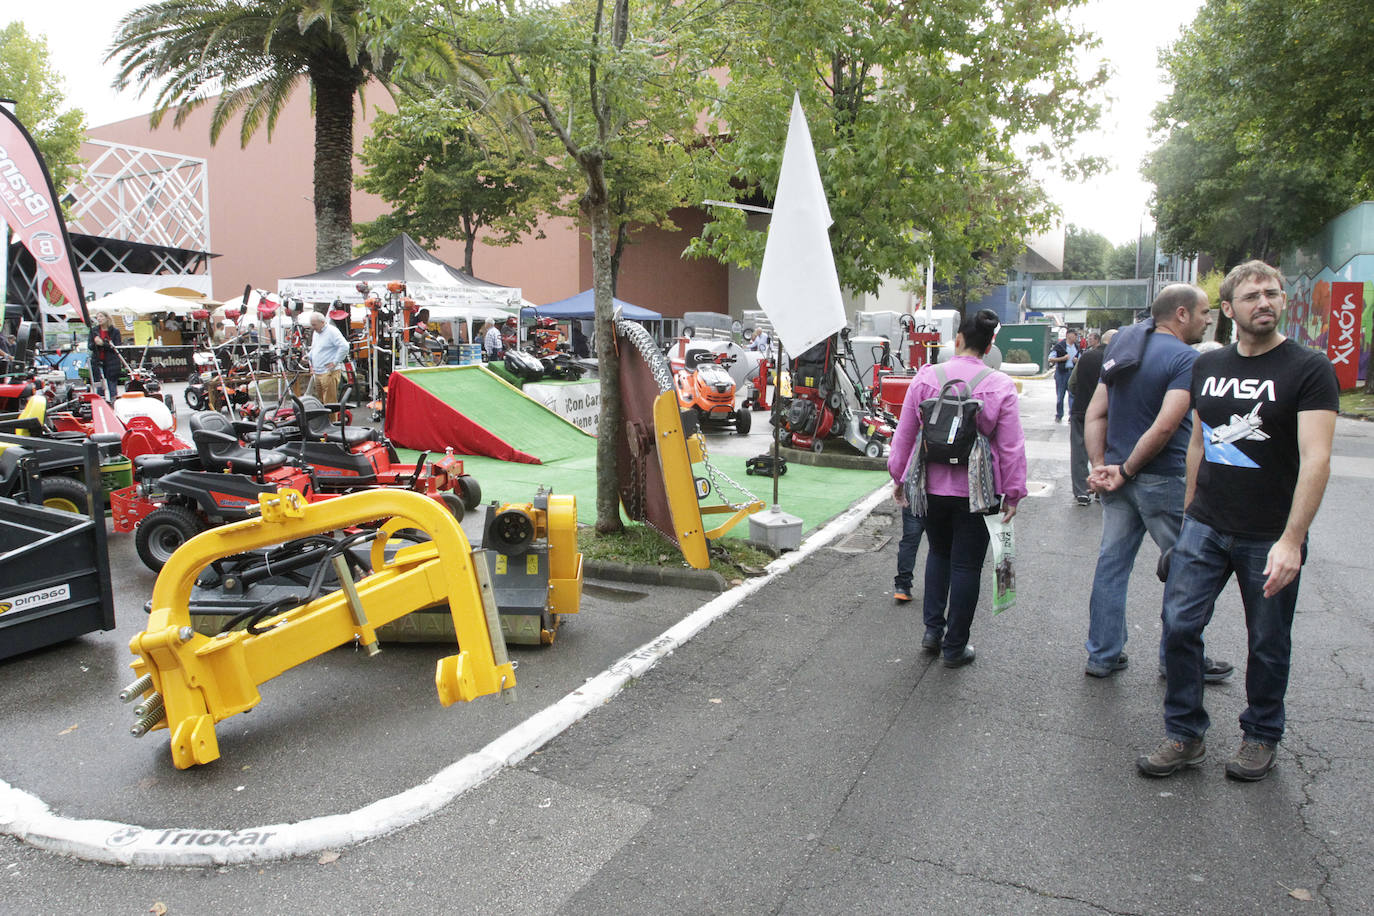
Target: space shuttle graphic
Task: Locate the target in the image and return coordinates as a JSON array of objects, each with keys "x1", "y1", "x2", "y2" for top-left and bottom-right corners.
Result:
[{"x1": 1209, "y1": 403, "x2": 1268, "y2": 445}]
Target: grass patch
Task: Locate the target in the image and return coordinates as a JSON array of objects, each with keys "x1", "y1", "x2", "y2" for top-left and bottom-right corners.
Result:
[
  {"x1": 577, "y1": 524, "x2": 776, "y2": 581},
  {"x1": 1339, "y1": 390, "x2": 1374, "y2": 417}
]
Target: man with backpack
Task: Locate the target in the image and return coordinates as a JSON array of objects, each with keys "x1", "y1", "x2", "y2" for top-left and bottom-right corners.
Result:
[{"x1": 1082, "y1": 284, "x2": 1233, "y2": 682}]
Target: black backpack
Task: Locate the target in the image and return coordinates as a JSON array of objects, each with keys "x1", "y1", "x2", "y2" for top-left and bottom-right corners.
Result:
[{"x1": 919, "y1": 364, "x2": 994, "y2": 466}]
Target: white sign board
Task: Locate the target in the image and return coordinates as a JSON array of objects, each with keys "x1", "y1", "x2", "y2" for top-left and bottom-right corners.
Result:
[{"x1": 523, "y1": 381, "x2": 600, "y2": 434}]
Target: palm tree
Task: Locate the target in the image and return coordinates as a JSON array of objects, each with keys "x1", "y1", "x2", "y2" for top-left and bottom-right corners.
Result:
[{"x1": 109, "y1": 0, "x2": 393, "y2": 269}]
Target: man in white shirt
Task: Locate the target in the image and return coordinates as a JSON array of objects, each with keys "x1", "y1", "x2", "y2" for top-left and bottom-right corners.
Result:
[
  {"x1": 307, "y1": 311, "x2": 349, "y2": 404},
  {"x1": 482, "y1": 318, "x2": 504, "y2": 360}
]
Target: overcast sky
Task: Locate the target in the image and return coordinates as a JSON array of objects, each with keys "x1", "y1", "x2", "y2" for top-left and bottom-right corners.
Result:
[{"x1": 10, "y1": 0, "x2": 1202, "y2": 247}]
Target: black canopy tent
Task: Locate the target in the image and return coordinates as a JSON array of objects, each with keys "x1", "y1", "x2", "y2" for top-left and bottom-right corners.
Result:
[{"x1": 277, "y1": 233, "x2": 521, "y2": 311}]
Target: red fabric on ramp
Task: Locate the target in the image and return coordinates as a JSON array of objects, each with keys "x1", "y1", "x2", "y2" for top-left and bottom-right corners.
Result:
[{"x1": 384, "y1": 372, "x2": 541, "y2": 464}]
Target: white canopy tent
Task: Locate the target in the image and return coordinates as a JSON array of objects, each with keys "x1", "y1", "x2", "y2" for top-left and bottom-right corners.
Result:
[{"x1": 90, "y1": 286, "x2": 201, "y2": 317}]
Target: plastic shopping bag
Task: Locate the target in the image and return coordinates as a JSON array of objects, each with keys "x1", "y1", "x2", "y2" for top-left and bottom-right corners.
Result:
[{"x1": 984, "y1": 513, "x2": 1016, "y2": 614}]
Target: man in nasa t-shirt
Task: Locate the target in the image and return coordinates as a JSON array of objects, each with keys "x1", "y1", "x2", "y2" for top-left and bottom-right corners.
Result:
[{"x1": 1138, "y1": 260, "x2": 1339, "y2": 782}]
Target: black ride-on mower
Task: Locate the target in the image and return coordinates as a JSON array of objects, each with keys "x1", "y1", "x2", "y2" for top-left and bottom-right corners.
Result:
[{"x1": 114, "y1": 405, "x2": 479, "y2": 571}]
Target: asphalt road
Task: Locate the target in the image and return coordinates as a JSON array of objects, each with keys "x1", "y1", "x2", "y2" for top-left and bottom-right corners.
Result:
[{"x1": 3, "y1": 375, "x2": 1373, "y2": 915}]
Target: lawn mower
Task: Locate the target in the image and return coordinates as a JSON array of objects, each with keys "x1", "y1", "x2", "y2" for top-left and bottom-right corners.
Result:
[
  {"x1": 0, "y1": 391, "x2": 188, "y2": 511},
  {"x1": 538, "y1": 350, "x2": 584, "y2": 381},
  {"x1": 114, "y1": 406, "x2": 479, "y2": 571},
  {"x1": 503, "y1": 348, "x2": 547, "y2": 382},
  {"x1": 247, "y1": 393, "x2": 481, "y2": 504},
  {"x1": 776, "y1": 331, "x2": 893, "y2": 457},
  {"x1": 673, "y1": 350, "x2": 751, "y2": 435}
]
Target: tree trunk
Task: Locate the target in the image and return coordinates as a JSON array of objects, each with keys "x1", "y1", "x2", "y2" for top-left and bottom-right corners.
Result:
[
  {"x1": 586, "y1": 160, "x2": 624, "y2": 534},
  {"x1": 313, "y1": 76, "x2": 356, "y2": 270}
]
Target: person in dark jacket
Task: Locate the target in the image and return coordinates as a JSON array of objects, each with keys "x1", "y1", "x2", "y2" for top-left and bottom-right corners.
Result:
[
  {"x1": 1068, "y1": 329, "x2": 1111, "y2": 505},
  {"x1": 88, "y1": 310, "x2": 123, "y2": 401}
]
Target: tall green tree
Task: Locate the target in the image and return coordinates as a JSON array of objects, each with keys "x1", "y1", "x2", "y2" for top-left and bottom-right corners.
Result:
[
  {"x1": 109, "y1": 0, "x2": 405, "y2": 269},
  {"x1": 373, "y1": 0, "x2": 724, "y2": 533},
  {"x1": 1145, "y1": 0, "x2": 1372, "y2": 263},
  {"x1": 0, "y1": 22, "x2": 87, "y2": 198},
  {"x1": 688, "y1": 0, "x2": 1107, "y2": 295},
  {"x1": 1107, "y1": 232, "x2": 1154, "y2": 280},
  {"x1": 353, "y1": 94, "x2": 557, "y2": 273},
  {"x1": 1040, "y1": 225, "x2": 1112, "y2": 280}
]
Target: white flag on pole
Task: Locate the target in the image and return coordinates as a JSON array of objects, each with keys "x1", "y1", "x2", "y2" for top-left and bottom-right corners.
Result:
[{"x1": 755, "y1": 94, "x2": 847, "y2": 356}]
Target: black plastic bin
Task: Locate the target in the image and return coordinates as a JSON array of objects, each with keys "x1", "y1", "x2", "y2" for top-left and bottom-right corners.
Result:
[{"x1": 0, "y1": 441, "x2": 115, "y2": 660}]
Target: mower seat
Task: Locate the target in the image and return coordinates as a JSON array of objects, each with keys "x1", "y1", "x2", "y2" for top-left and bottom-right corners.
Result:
[
  {"x1": 298, "y1": 396, "x2": 375, "y2": 447},
  {"x1": 134, "y1": 448, "x2": 201, "y2": 480},
  {"x1": 189, "y1": 411, "x2": 289, "y2": 474}
]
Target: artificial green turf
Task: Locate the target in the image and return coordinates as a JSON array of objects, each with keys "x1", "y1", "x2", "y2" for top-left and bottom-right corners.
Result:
[
  {"x1": 398, "y1": 365, "x2": 593, "y2": 463},
  {"x1": 398, "y1": 444, "x2": 884, "y2": 535},
  {"x1": 393, "y1": 364, "x2": 885, "y2": 536}
]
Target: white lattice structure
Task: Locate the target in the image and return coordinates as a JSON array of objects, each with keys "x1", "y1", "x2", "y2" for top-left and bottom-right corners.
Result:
[{"x1": 68, "y1": 140, "x2": 211, "y2": 256}]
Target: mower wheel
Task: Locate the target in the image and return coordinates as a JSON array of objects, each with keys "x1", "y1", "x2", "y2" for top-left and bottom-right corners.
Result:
[
  {"x1": 457, "y1": 474, "x2": 482, "y2": 511},
  {"x1": 827, "y1": 390, "x2": 844, "y2": 410},
  {"x1": 135, "y1": 505, "x2": 204, "y2": 572},
  {"x1": 812, "y1": 439, "x2": 825, "y2": 454},
  {"x1": 780, "y1": 431, "x2": 793, "y2": 448},
  {"x1": 440, "y1": 493, "x2": 466, "y2": 522},
  {"x1": 39, "y1": 475, "x2": 89, "y2": 514},
  {"x1": 864, "y1": 439, "x2": 883, "y2": 459},
  {"x1": 734, "y1": 409, "x2": 752, "y2": 435},
  {"x1": 184, "y1": 386, "x2": 207, "y2": 411}
]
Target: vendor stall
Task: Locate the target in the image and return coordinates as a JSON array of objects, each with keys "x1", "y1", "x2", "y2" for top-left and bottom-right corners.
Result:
[{"x1": 278, "y1": 233, "x2": 521, "y2": 312}]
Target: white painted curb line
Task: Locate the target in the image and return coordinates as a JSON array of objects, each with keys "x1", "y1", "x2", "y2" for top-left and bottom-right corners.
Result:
[{"x1": 0, "y1": 485, "x2": 892, "y2": 866}]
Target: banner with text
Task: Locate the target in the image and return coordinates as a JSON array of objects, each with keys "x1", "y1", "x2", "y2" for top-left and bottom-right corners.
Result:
[
  {"x1": 0, "y1": 105, "x2": 88, "y2": 324},
  {"x1": 1328, "y1": 282, "x2": 1364, "y2": 390}
]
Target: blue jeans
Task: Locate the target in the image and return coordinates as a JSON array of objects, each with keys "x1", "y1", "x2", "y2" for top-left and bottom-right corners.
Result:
[
  {"x1": 1085, "y1": 473, "x2": 1184, "y2": 672},
  {"x1": 894, "y1": 506, "x2": 925, "y2": 593},
  {"x1": 921, "y1": 495, "x2": 990, "y2": 657},
  {"x1": 1162, "y1": 517, "x2": 1303, "y2": 744},
  {"x1": 1054, "y1": 369, "x2": 1071, "y2": 419}
]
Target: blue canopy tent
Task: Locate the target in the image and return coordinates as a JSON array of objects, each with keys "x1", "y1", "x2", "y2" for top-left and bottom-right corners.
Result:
[{"x1": 520, "y1": 289, "x2": 662, "y2": 321}]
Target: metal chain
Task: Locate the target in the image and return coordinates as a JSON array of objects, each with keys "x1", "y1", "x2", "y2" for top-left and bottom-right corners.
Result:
[
  {"x1": 698, "y1": 439, "x2": 759, "y2": 510},
  {"x1": 616, "y1": 319, "x2": 673, "y2": 393}
]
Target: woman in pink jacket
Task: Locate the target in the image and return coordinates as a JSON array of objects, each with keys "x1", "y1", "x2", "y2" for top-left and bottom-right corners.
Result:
[{"x1": 886, "y1": 309, "x2": 1028, "y2": 667}]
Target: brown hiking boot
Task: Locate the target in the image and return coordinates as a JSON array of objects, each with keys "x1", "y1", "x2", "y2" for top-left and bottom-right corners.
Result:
[
  {"x1": 1136, "y1": 737, "x2": 1206, "y2": 777},
  {"x1": 1225, "y1": 740, "x2": 1277, "y2": 781}
]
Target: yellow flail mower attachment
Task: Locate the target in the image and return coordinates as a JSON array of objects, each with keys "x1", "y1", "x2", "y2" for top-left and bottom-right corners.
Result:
[{"x1": 120, "y1": 487, "x2": 551, "y2": 769}]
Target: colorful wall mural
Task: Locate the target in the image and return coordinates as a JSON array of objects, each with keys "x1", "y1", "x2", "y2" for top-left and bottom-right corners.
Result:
[{"x1": 1282, "y1": 203, "x2": 1374, "y2": 386}]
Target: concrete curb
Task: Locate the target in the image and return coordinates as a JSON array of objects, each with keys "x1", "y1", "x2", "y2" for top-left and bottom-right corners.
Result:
[
  {"x1": 583, "y1": 559, "x2": 728, "y2": 592},
  {"x1": 0, "y1": 484, "x2": 891, "y2": 867}
]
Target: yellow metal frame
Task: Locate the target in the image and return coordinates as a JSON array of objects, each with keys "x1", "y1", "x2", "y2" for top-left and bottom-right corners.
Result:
[
  {"x1": 651, "y1": 391, "x2": 762, "y2": 569},
  {"x1": 364, "y1": 492, "x2": 583, "y2": 644},
  {"x1": 128, "y1": 487, "x2": 516, "y2": 769}
]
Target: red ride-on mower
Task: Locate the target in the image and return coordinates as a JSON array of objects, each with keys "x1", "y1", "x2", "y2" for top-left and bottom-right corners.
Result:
[
  {"x1": 674, "y1": 351, "x2": 751, "y2": 435},
  {"x1": 115, "y1": 410, "x2": 319, "y2": 570}
]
